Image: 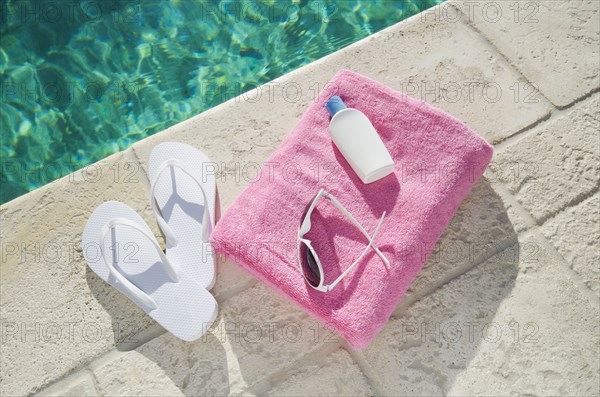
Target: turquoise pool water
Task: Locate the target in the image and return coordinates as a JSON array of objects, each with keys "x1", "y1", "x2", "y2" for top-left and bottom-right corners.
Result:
[{"x1": 1, "y1": 0, "x2": 442, "y2": 204}]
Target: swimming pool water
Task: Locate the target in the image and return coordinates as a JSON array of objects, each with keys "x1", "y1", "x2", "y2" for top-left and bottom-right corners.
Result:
[{"x1": 1, "y1": 0, "x2": 443, "y2": 204}]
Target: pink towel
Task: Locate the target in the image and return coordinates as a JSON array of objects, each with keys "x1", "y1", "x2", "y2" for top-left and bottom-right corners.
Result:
[{"x1": 210, "y1": 69, "x2": 493, "y2": 349}]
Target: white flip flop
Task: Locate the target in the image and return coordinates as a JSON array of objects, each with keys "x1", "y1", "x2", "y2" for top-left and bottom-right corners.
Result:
[
  {"x1": 148, "y1": 142, "x2": 217, "y2": 290},
  {"x1": 82, "y1": 201, "x2": 217, "y2": 341}
]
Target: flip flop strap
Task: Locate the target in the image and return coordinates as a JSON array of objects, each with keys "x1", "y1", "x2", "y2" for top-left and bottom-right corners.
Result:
[
  {"x1": 100, "y1": 217, "x2": 180, "y2": 311},
  {"x1": 150, "y1": 158, "x2": 213, "y2": 247}
]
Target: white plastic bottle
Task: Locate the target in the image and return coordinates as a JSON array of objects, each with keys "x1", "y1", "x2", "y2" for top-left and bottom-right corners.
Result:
[{"x1": 326, "y1": 96, "x2": 395, "y2": 184}]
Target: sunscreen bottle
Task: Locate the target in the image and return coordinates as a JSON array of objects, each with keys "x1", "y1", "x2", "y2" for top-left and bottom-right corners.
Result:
[{"x1": 326, "y1": 96, "x2": 395, "y2": 184}]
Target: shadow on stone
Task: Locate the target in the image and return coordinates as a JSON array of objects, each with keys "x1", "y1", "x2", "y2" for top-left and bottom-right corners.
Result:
[
  {"x1": 85, "y1": 267, "x2": 156, "y2": 347},
  {"x1": 359, "y1": 178, "x2": 521, "y2": 395},
  {"x1": 136, "y1": 315, "x2": 231, "y2": 396},
  {"x1": 84, "y1": 177, "x2": 520, "y2": 395}
]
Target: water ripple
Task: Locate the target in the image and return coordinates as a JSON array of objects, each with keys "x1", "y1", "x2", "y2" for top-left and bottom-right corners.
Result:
[{"x1": 1, "y1": 0, "x2": 443, "y2": 203}]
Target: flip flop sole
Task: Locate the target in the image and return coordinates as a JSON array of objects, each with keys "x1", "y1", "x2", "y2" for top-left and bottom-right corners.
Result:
[
  {"x1": 148, "y1": 142, "x2": 217, "y2": 289},
  {"x1": 82, "y1": 201, "x2": 217, "y2": 341}
]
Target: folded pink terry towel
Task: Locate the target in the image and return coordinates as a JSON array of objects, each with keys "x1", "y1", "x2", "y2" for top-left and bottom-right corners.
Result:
[{"x1": 210, "y1": 69, "x2": 493, "y2": 349}]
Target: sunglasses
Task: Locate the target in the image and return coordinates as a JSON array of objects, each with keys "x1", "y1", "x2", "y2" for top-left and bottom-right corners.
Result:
[{"x1": 297, "y1": 189, "x2": 390, "y2": 292}]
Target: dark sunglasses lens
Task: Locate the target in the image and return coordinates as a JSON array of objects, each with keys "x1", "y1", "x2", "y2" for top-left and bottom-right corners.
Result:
[{"x1": 300, "y1": 242, "x2": 321, "y2": 287}]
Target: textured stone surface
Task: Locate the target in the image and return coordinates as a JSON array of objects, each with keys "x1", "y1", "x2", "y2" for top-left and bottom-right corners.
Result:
[
  {"x1": 453, "y1": 0, "x2": 600, "y2": 106},
  {"x1": 0, "y1": 150, "x2": 157, "y2": 396},
  {"x1": 483, "y1": 171, "x2": 534, "y2": 234},
  {"x1": 302, "y1": 14, "x2": 553, "y2": 144},
  {"x1": 130, "y1": 13, "x2": 553, "y2": 197},
  {"x1": 493, "y1": 95, "x2": 599, "y2": 222},
  {"x1": 406, "y1": 179, "x2": 518, "y2": 299},
  {"x1": 2, "y1": 2, "x2": 599, "y2": 396},
  {"x1": 208, "y1": 283, "x2": 329, "y2": 394},
  {"x1": 540, "y1": 193, "x2": 600, "y2": 295},
  {"x1": 364, "y1": 234, "x2": 599, "y2": 396},
  {"x1": 266, "y1": 349, "x2": 372, "y2": 397},
  {"x1": 92, "y1": 350, "x2": 184, "y2": 397},
  {"x1": 88, "y1": 331, "x2": 231, "y2": 396},
  {"x1": 212, "y1": 257, "x2": 255, "y2": 302},
  {"x1": 87, "y1": 283, "x2": 331, "y2": 396},
  {"x1": 36, "y1": 372, "x2": 98, "y2": 397}
]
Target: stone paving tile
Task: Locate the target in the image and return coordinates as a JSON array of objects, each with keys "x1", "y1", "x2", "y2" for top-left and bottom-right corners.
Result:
[
  {"x1": 406, "y1": 179, "x2": 519, "y2": 298},
  {"x1": 0, "y1": 150, "x2": 158, "y2": 397},
  {"x1": 35, "y1": 371, "x2": 98, "y2": 397},
  {"x1": 212, "y1": 257, "x2": 255, "y2": 302},
  {"x1": 88, "y1": 283, "x2": 329, "y2": 396},
  {"x1": 89, "y1": 331, "x2": 230, "y2": 396},
  {"x1": 483, "y1": 170, "x2": 534, "y2": 234},
  {"x1": 451, "y1": 0, "x2": 599, "y2": 107},
  {"x1": 363, "y1": 233, "x2": 599, "y2": 396},
  {"x1": 131, "y1": 94, "x2": 299, "y2": 213},
  {"x1": 493, "y1": 94, "x2": 599, "y2": 222},
  {"x1": 265, "y1": 349, "x2": 372, "y2": 397},
  {"x1": 540, "y1": 193, "x2": 600, "y2": 296},
  {"x1": 209, "y1": 283, "x2": 329, "y2": 394},
  {"x1": 92, "y1": 349, "x2": 185, "y2": 397}
]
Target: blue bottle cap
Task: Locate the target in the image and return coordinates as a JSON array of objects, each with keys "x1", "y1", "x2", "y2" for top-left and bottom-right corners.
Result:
[{"x1": 325, "y1": 96, "x2": 347, "y2": 116}]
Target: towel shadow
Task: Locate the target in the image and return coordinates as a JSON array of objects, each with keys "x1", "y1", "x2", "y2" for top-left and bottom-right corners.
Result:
[{"x1": 345, "y1": 178, "x2": 521, "y2": 394}]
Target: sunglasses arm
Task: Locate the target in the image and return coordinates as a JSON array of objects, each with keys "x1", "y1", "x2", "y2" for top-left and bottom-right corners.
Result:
[
  {"x1": 326, "y1": 193, "x2": 390, "y2": 266},
  {"x1": 327, "y1": 210, "x2": 389, "y2": 291},
  {"x1": 367, "y1": 212, "x2": 390, "y2": 266}
]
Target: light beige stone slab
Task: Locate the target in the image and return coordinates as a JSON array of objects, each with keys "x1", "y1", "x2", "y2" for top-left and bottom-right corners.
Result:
[
  {"x1": 493, "y1": 94, "x2": 599, "y2": 222},
  {"x1": 406, "y1": 179, "x2": 519, "y2": 299},
  {"x1": 212, "y1": 257, "x2": 255, "y2": 302},
  {"x1": 131, "y1": 96, "x2": 302, "y2": 212},
  {"x1": 363, "y1": 233, "x2": 599, "y2": 396},
  {"x1": 88, "y1": 331, "x2": 231, "y2": 396},
  {"x1": 0, "y1": 150, "x2": 157, "y2": 396},
  {"x1": 540, "y1": 193, "x2": 600, "y2": 296},
  {"x1": 265, "y1": 349, "x2": 372, "y2": 397},
  {"x1": 484, "y1": 173, "x2": 534, "y2": 234},
  {"x1": 92, "y1": 349, "x2": 185, "y2": 397},
  {"x1": 89, "y1": 283, "x2": 330, "y2": 396},
  {"x1": 451, "y1": 0, "x2": 600, "y2": 107},
  {"x1": 201, "y1": 282, "x2": 330, "y2": 394},
  {"x1": 36, "y1": 371, "x2": 98, "y2": 397}
]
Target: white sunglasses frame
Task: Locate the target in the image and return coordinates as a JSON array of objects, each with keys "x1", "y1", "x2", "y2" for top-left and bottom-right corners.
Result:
[{"x1": 297, "y1": 189, "x2": 390, "y2": 292}]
